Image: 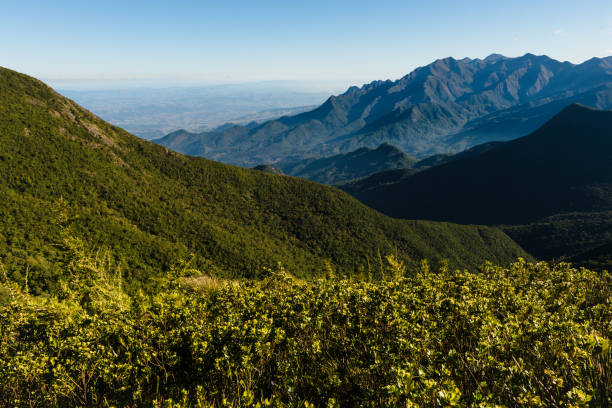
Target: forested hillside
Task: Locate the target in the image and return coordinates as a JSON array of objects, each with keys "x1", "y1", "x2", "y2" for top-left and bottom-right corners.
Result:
[
  {"x1": 0, "y1": 67, "x2": 527, "y2": 295},
  {"x1": 341, "y1": 104, "x2": 612, "y2": 263}
]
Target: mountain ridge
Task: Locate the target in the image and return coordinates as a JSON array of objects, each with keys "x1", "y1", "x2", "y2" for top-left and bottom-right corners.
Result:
[
  {"x1": 155, "y1": 53, "x2": 612, "y2": 166},
  {"x1": 340, "y1": 103, "x2": 612, "y2": 261},
  {"x1": 274, "y1": 143, "x2": 417, "y2": 184}
]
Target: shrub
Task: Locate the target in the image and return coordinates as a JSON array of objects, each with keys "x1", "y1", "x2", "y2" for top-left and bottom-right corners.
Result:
[{"x1": 0, "y1": 258, "x2": 610, "y2": 407}]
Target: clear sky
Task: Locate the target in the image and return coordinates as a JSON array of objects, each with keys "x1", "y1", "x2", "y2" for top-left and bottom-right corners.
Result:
[{"x1": 2, "y1": 0, "x2": 612, "y2": 86}]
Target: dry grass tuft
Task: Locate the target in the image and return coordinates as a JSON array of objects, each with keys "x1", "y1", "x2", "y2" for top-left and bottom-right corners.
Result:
[
  {"x1": 181, "y1": 275, "x2": 236, "y2": 295},
  {"x1": 24, "y1": 95, "x2": 45, "y2": 107}
]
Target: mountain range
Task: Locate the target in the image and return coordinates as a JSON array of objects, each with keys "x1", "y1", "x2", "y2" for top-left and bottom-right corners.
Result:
[
  {"x1": 0, "y1": 66, "x2": 528, "y2": 294},
  {"x1": 155, "y1": 53, "x2": 612, "y2": 166},
  {"x1": 270, "y1": 141, "x2": 507, "y2": 185},
  {"x1": 340, "y1": 104, "x2": 612, "y2": 265}
]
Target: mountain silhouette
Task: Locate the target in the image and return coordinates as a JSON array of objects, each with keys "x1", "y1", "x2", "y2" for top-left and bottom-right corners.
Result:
[
  {"x1": 341, "y1": 104, "x2": 612, "y2": 261},
  {"x1": 156, "y1": 54, "x2": 612, "y2": 166}
]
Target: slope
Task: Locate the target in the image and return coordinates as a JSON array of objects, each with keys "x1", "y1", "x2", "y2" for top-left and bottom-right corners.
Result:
[
  {"x1": 413, "y1": 141, "x2": 505, "y2": 169},
  {"x1": 0, "y1": 67, "x2": 528, "y2": 294},
  {"x1": 343, "y1": 104, "x2": 612, "y2": 259},
  {"x1": 568, "y1": 241, "x2": 612, "y2": 270}
]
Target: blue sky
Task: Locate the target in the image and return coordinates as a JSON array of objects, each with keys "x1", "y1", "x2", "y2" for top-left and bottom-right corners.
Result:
[{"x1": 2, "y1": 0, "x2": 612, "y2": 86}]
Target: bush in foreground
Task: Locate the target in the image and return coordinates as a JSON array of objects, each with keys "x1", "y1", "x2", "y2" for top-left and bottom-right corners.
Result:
[{"x1": 0, "y1": 255, "x2": 610, "y2": 407}]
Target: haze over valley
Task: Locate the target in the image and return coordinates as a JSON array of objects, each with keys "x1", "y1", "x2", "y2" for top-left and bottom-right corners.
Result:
[{"x1": 57, "y1": 81, "x2": 346, "y2": 140}]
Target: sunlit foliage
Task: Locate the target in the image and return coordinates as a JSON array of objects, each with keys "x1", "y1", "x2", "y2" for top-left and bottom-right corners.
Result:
[{"x1": 1, "y1": 248, "x2": 609, "y2": 407}]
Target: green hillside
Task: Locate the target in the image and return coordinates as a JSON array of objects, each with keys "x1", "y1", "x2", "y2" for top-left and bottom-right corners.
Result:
[
  {"x1": 0, "y1": 67, "x2": 528, "y2": 294},
  {"x1": 569, "y1": 241, "x2": 612, "y2": 270},
  {"x1": 501, "y1": 211, "x2": 612, "y2": 260},
  {"x1": 342, "y1": 104, "x2": 612, "y2": 264}
]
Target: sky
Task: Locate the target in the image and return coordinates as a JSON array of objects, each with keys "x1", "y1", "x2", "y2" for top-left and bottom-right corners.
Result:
[{"x1": 2, "y1": 0, "x2": 612, "y2": 88}]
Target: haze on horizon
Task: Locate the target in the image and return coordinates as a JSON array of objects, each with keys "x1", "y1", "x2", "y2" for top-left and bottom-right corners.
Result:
[{"x1": 2, "y1": 0, "x2": 612, "y2": 89}]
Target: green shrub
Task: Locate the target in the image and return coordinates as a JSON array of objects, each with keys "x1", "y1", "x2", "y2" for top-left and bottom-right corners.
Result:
[{"x1": 0, "y1": 257, "x2": 609, "y2": 407}]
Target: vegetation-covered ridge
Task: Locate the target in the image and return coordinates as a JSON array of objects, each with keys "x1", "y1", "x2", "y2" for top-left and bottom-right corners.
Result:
[
  {"x1": 341, "y1": 104, "x2": 612, "y2": 266},
  {"x1": 0, "y1": 66, "x2": 528, "y2": 294},
  {"x1": 275, "y1": 143, "x2": 417, "y2": 185},
  {"x1": 0, "y1": 248, "x2": 610, "y2": 407}
]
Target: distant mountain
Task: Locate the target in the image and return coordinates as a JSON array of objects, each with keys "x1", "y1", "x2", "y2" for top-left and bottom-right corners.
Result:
[
  {"x1": 413, "y1": 141, "x2": 505, "y2": 169},
  {"x1": 275, "y1": 143, "x2": 417, "y2": 185},
  {"x1": 338, "y1": 141, "x2": 504, "y2": 192},
  {"x1": 341, "y1": 104, "x2": 612, "y2": 261},
  {"x1": 339, "y1": 168, "x2": 420, "y2": 195},
  {"x1": 155, "y1": 54, "x2": 612, "y2": 166},
  {"x1": 0, "y1": 67, "x2": 528, "y2": 294},
  {"x1": 443, "y1": 83, "x2": 612, "y2": 150},
  {"x1": 253, "y1": 140, "x2": 502, "y2": 185}
]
